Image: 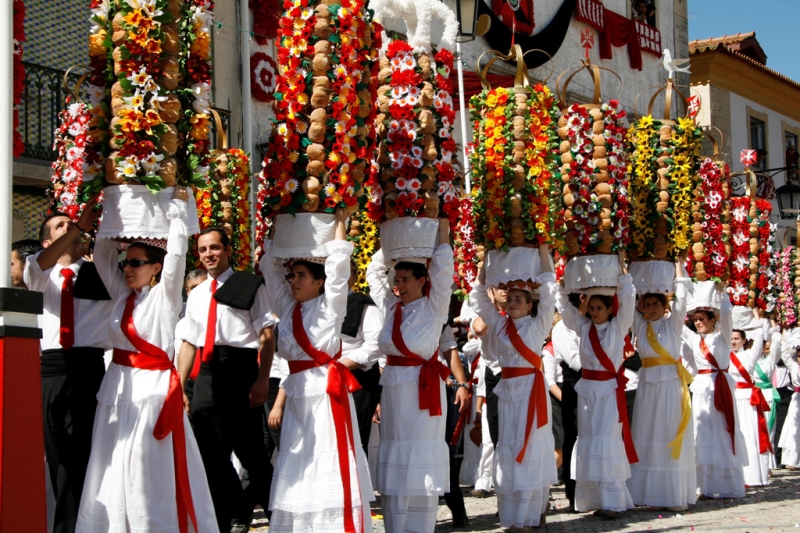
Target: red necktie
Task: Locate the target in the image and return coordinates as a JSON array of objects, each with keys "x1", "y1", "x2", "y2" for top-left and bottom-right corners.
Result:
[
  {"x1": 60, "y1": 268, "x2": 75, "y2": 350},
  {"x1": 201, "y1": 279, "x2": 218, "y2": 364}
]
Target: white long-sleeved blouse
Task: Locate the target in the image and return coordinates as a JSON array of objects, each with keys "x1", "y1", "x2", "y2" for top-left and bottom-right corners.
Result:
[
  {"x1": 366, "y1": 246, "x2": 454, "y2": 387},
  {"x1": 262, "y1": 239, "x2": 353, "y2": 398}
]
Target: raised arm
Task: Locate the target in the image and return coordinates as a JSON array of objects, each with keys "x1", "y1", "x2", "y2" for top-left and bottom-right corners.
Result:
[
  {"x1": 470, "y1": 267, "x2": 499, "y2": 330},
  {"x1": 428, "y1": 220, "x2": 455, "y2": 322},
  {"x1": 555, "y1": 284, "x2": 589, "y2": 333},
  {"x1": 535, "y1": 273, "x2": 558, "y2": 337},
  {"x1": 614, "y1": 274, "x2": 636, "y2": 336},
  {"x1": 261, "y1": 240, "x2": 295, "y2": 315},
  {"x1": 93, "y1": 238, "x2": 128, "y2": 301},
  {"x1": 160, "y1": 195, "x2": 189, "y2": 310},
  {"x1": 718, "y1": 287, "x2": 733, "y2": 345},
  {"x1": 323, "y1": 212, "x2": 354, "y2": 333},
  {"x1": 37, "y1": 195, "x2": 101, "y2": 271},
  {"x1": 366, "y1": 248, "x2": 393, "y2": 313},
  {"x1": 670, "y1": 260, "x2": 691, "y2": 331},
  {"x1": 767, "y1": 328, "x2": 782, "y2": 366}
]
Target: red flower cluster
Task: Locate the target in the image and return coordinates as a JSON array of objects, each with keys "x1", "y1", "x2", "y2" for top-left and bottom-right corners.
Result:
[
  {"x1": 728, "y1": 196, "x2": 752, "y2": 306},
  {"x1": 453, "y1": 196, "x2": 477, "y2": 298},
  {"x1": 686, "y1": 159, "x2": 729, "y2": 281},
  {"x1": 754, "y1": 199, "x2": 776, "y2": 312}
]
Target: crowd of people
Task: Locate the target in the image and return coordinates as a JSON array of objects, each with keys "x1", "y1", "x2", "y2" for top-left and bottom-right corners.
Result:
[{"x1": 12, "y1": 189, "x2": 800, "y2": 533}]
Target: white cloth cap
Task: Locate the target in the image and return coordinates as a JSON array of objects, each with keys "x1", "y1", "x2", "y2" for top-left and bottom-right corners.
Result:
[
  {"x1": 686, "y1": 280, "x2": 722, "y2": 316},
  {"x1": 629, "y1": 260, "x2": 675, "y2": 295},
  {"x1": 564, "y1": 254, "x2": 619, "y2": 294},
  {"x1": 98, "y1": 184, "x2": 201, "y2": 241},
  {"x1": 485, "y1": 247, "x2": 541, "y2": 289},
  {"x1": 380, "y1": 217, "x2": 439, "y2": 264},
  {"x1": 732, "y1": 305, "x2": 759, "y2": 331},
  {"x1": 272, "y1": 213, "x2": 335, "y2": 259}
]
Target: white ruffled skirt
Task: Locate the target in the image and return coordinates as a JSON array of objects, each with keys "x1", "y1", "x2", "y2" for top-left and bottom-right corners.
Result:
[
  {"x1": 692, "y1": 377, "x2": 747, "y2": 498},
  {"x1": 76, "y1": 364, "x2": 218, "y2": 533},
  {"x1": 572, "y1": 379, "x2": 633, "y2": 512},
  {"x1": 474, "y1": 408, "x2": 495, "y2": 492},
  {"x1": 628, "y1": 375, "x2": 697, "y2": 507},
  {"x1": 494, "y1": 375, "x2": 556, "y2": 527},
  {"x1": 779, "y1": 391, "x2": 800, "y2": 467},
  {"x1": 735, "y1": 391, "x2": 771, "y2": 486},
  {"x1": 377, "y1": 377, "x2": 448, "y2": 533},
  {"x1": 269, "y1": 389, "x2": 374, "y2": 533}
]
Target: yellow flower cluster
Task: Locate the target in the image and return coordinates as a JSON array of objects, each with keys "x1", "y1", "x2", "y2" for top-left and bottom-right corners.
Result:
[{"x1": 351, "y1": 211, "x2": 378, "y2": 293}]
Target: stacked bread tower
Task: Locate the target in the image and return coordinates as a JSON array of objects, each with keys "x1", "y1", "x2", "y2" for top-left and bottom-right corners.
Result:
[
  {"x1": 258, "y1": 0, "x2": 379, "y2": 221},
  {"x1": 685, "y1": 156, "x2": 731, "y2": 283},
  {"x1": 556, "y1": 60, "x2": 630, "y2": 294}
]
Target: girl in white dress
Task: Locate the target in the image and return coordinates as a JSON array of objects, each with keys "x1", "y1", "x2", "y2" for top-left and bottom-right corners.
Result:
[
  {"x1": 682, "y1": 291, "x2": 747, "y2": 498},
  {"x1": 556, "y1": 258, "x2": 636, "y2": 519},
  {"x1": 628, "y1": 261, "x2": 697, "y2": 510},
  {"x1": 76, "y1": 188, "x2": 218, "y2": 533},
  {"x1": 262, "y1": 209, "x2": 373, "y2": 532},
  {"x1": 471, "y1": 246, "x2": 557, "y2": 531},
  {"x1": 730, "y1": 324, "x2": 771, "y2": 486},
  {"x1": 458, "y1": 335, "x2": 483, "y2": 487},
  {"x1": 779, "y1": 330, "x2": 800, "y2": 468},
  {"x1": 366, "y1": 221, "x2": 454, "y2": 533},
  {"x1": 754, "y1": 325, "x2": 782, "y2": 470}
]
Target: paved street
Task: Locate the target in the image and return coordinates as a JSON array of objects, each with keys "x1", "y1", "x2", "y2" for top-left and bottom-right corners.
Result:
[{"x1": 252, "y1": 469, "x2": 800, "y2": 532}]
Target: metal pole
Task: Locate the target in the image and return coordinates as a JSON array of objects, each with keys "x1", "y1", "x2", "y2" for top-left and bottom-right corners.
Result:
[
  {"x1": 456, "y1": 41, "x2": 471, "y2": 194},
  {"x1": 239, "y1": 0, "x2": 258, "y2": 260},
  {"x1": 0, "y1": 0, "x2": 14, "y2": 287}
]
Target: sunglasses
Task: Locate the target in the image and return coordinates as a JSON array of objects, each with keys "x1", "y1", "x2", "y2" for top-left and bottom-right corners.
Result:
[{"x1": 120, "y1": 258, "x2": 154, "y2": 268}]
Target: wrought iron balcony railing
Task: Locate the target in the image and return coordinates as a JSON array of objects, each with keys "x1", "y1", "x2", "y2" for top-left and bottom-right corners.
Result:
[{"x1": 17, "y1": 61, "x2": 231, "y2": 163}]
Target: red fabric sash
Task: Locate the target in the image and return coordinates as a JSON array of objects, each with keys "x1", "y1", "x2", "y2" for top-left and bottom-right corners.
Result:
[
  {"x1": 450, "y1": 353, "x2": 481, "y2": 446},
  {"x1": 289, "y1": 302, "x2": 362, "y2": 533},
  {"x1": 585, "y1": 324, "x2": 639, "y2": 464},
  {"x1": 502, "y1": 316, "x2": 549, "y2": 463},
  {"x1": 730, "y1": 351, "x2": 773, "y2": 455},
  {"x1": 386, "y1": 302, "x2": 450, "y2": 416},
  {"x1": 116, "y1": 293, "x2": 197, "y2": 533},
  {"x1": 697, "y1": 338, "x2": 736, "y2": 454}
]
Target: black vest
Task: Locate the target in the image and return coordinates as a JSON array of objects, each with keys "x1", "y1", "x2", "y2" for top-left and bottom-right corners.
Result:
[
  {"x1": 341, "y1": 292, "x2": 375, "y2": 338},
  {"x1": 73, "y1": 262, "x2": 112, "y2": 301},
  {"x1": 214, "y1": 272, "x2": 265, "y2": 310}
]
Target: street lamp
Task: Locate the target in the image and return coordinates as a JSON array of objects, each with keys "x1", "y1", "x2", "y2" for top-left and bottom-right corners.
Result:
[
  {"x1": 443, "y1": 0, "x2": 479, "y2": 42},
  {"x1": 775, "y1": 182, "x2": 800, "y2": 220}
]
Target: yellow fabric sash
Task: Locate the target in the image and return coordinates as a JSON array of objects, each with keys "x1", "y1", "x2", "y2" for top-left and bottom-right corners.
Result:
[{"x1": 642, "y1": 321, "x2": 694, "y2": 460}]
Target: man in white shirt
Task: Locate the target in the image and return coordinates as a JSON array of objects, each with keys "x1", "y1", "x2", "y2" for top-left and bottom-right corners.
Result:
[
  {"x1": 177, "y1": 228, "x2": 276, "y2": 533},
  {"x1": 340, "y1": 261, "x2": 383, "y2": 455},
  {"x1": 26, "y1": 206, "x2": 112, "y2": 533}
]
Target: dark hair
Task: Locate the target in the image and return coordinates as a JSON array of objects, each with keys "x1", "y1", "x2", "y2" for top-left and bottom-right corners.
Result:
[
  {"x1": 693, "y1": 310, "x2": 716, "y2": 321},
  {"x1": 568, "y1": 292, "x2": 582, "y2": 309},
  {"x1": 642, "y1": 293, "x2": 668, "y2": 307},
  {"x1": 12, "y1": 239, "x2": 43, "y2": 261},
  {"x1": 292, "y1": 260, "x2": 326, "y2": 282},
  {"x1": 39, "y1": 212, "x2": 71, "y2": 242},
  {"x1": 127, "y1": 243, "x2": 167, "y2": 282},
  {"x1": 589, "y1": 294, "x2": 614, "y2": 309},
  {"x1": 394, "y1": 261, "x2": 428, "y2": 280},
  {"x1": 732, "y1": 329, "x2": 747, "y2": 339},
  {"x1": 198, "y1": 227, "x2": 230, "y2": 248}
]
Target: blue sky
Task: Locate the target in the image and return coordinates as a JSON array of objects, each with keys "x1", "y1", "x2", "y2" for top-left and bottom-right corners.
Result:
[{"x1": 688, "y1": 0, "x2": 800, "y2": 82}]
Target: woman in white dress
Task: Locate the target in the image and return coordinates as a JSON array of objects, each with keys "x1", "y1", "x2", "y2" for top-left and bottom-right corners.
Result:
[
  {"x1": 76, "y1": 187, "x2": 218, "y2": 532},
  {"x1": 556, "y1": 256, "x2": 636, "y2": 519},
  {"x1": 262, "y1": 209, "x2": 373, "y2": 532},
  {"x1": 779, "y1": 330, "x2": 800, "y2": 468},
  {"x1": 754, "y1": 325, "x2": 782, "y2": 470},
  {"x1": 730, "y1": 323, "x2": 772, "y2": 487},
  {"x1": 627, "y1": 261, "x2": 696, "y2": 510},
  {"x1": 366, "y1": 221, "x2": 454, "y2": 533},
  {"x1": 471, "y1": 246, "x2": 557, "y2": 531},
  {"x1": 682, "y1": 291, "x2": 747, "y2": 499}
]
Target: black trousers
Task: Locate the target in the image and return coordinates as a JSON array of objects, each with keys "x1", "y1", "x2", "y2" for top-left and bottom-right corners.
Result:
[
  {"x1": 41, "y1": 347, "x2": 105, "y2": 533},
  {"x1": 444, "y1": 385, "x2": 467, "y2": 521},
  {"x1": 775, "y1": 386, "x2": 794, "y2": 465},
  {"x1": 191, "y1": 346, "x2": 271, "y2": 531},
  {"x1": 484, "y1": 366, "x2": 501, "y2": 447},
  {"x1": 350, "y1": 364, "x2": 381, "y2": 457},
  {"x1": 560, "y1": 364, "x2": 581, "y2": 506}
]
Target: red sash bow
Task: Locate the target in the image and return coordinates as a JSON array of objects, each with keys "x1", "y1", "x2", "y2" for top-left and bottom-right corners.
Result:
[
  {"x1": 584, "y1": 324, "x2": 639, "y2": 464},
  {"x1": 730, "y1": 351, "x2": 773, "y2": 455},
  {"x1": 289, "y1": 302, "x2": 362, "y2": 533},
  {"x1": 500, "y1": 316, "x2": 549, "y2": 463},
  {"x1": 115, "y1": 293, "x2": 197, "y2": 533},
  {"x1": 697, "y1": 338, "x2": 737, "y2": 454},
  {"x1": 450, "y1": 353, "x2": 481, "y2": 445},
  {"x1": 385, "y1": 303, "x2": 450, "y2": 416}
]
